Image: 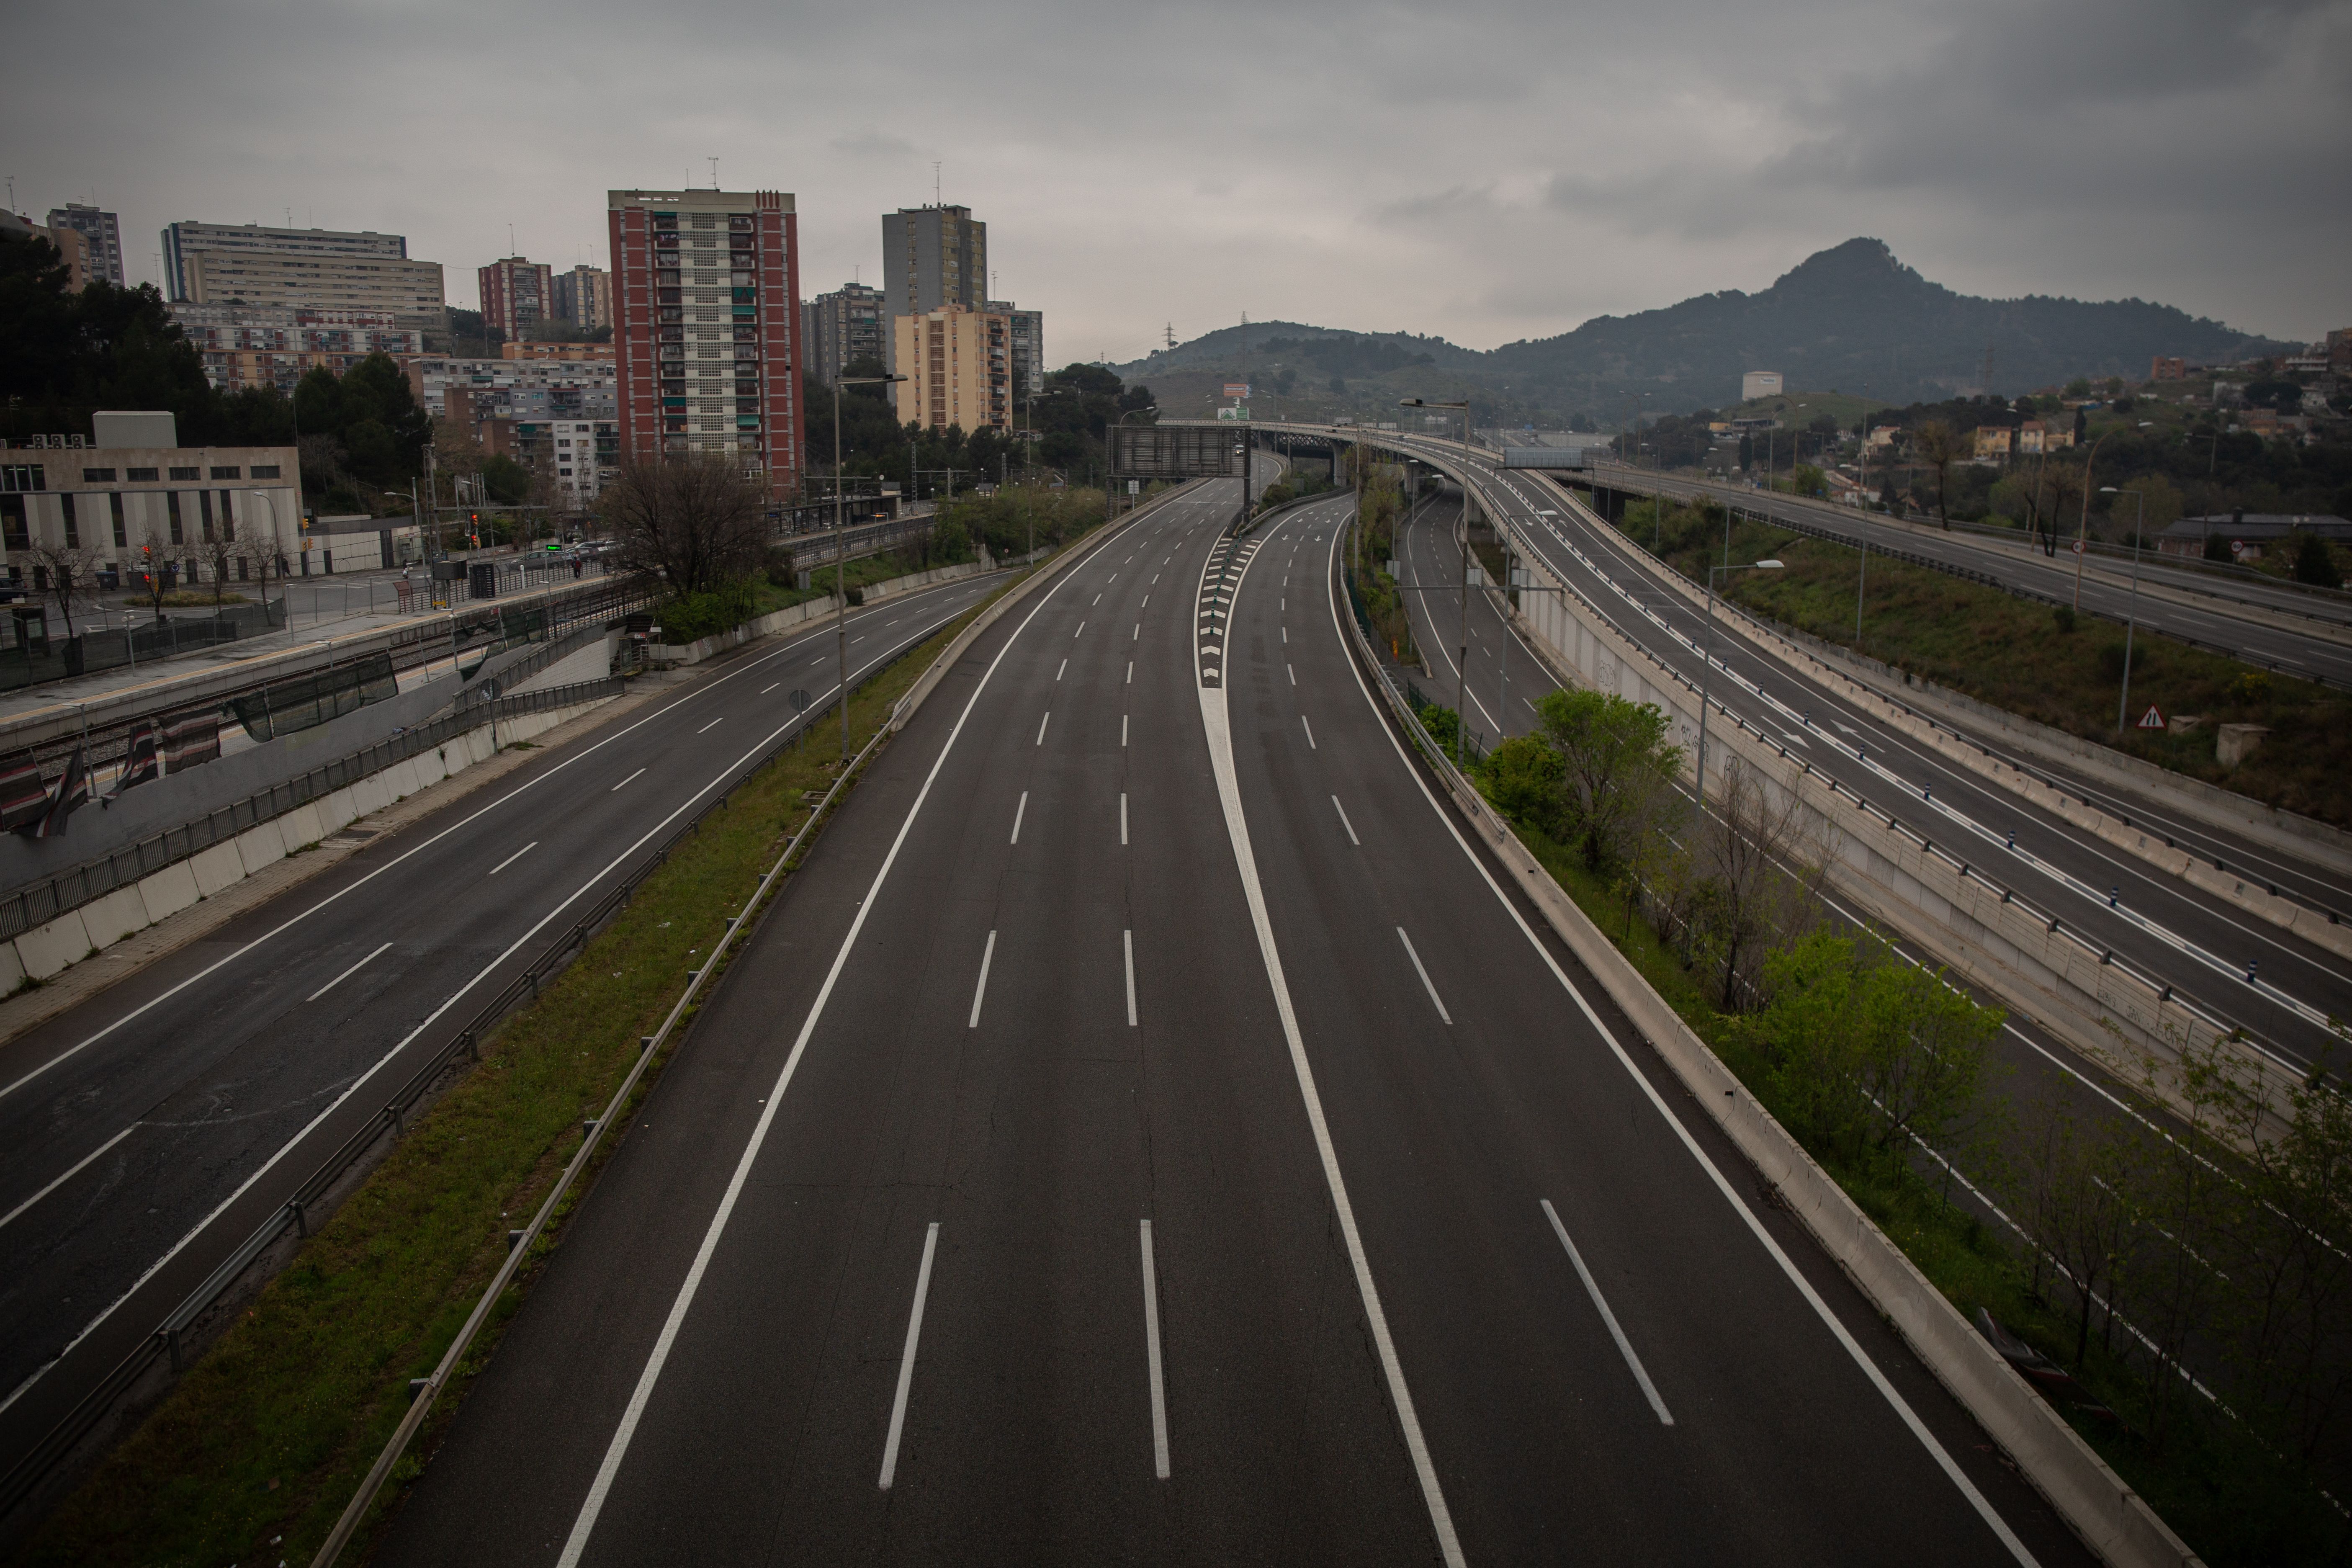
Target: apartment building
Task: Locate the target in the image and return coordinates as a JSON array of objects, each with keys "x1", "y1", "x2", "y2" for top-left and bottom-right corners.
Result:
[
  {"x1": 881, "y1": 205, "x2": 984, "y2": 375},
  {"x1": 174, "y1": 306, "x2": 424, "y2": 393},
  {"x1": 405, "y1": 356, "x2": 617, "y2": 420},
  {"x1": 803, "y1": 281, "x2": 886, "y2": 385},
  {"x1": 500, "y1": 340, "x2": 615, "y2": 363},
  {"x1": 985, "y1": 299, "x2": 1045, "y2": 399},
  {"x1": 0, "y1": 413, "x2": 299, "y2": 594},
  {"x1": 607, "y1": 188, "x2": 804, "y2": 501},
  {"x1": 551, "y1": 264, "x2": 612, "y2": 330},
  {"x1": 893, "y1": 305, "x2": 1011, "y2": 433},
  {"x1": 479, "y1": 255, "x2": 556, "y2": 338},
  {"x1": 160, "y1": 221, "x2": 445, "y2": 333},
  {"x1": 44, "y1": 204, "x2": 125, "y2": 286}
]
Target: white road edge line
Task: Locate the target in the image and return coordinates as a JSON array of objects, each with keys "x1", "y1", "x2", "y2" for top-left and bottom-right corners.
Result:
[
  {"x1": 1141, "y1": 1219, "x2": 1171, "y2": 1479},
  {"x1": 878, "y1": 1221, "x2": 941, "y2": 1490},
  {"x1": 1194, "y1": 539, "x2": 1466, "y2": 1567},
  {"x1": 306, "y1": 941, "x2": 394, "y2": 1004},
  {"x1": 1332, "y1": 795, "x2": 1361, "y2": 846},
  {"x1": 551, "y1": 532, "x2": 1092, "y2": 1564},
  {"x1": 1541, "y1": 1198, "x2": 1674, "y2": 1425},
  {"x1": 1010, "y1": 791, "x2": 1028, "y2": 845},
  {"x1": 1396, "y1": 927, "x2": 1452, "y2": 1024},
  {"x1": 486, "y1": 841, "x2": 538, "y2": 876},
  {"x1": 0, "y1": 1123, "x2": 136, "y2": 1233},
  {"x1": 1318, "y1": 517, "x2": 2040, "y2": 1567},
  {"x1": 1124, "y1": 929, "x2": 1139, "y2": 1026}
]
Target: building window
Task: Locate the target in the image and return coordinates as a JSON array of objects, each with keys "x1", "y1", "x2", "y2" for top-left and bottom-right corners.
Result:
[
  {"x1": 1, "y1": 495, "x2": 26, "y2": 551},
  {"x1": 2, "y1": 464, "x2": 44, "y2": 493},
  {"x1": 126, "y1": 466, "x2": 158, "y2": 482},
  {"x1": 82, "y1": 467, "x2": 118, "y2": 484},
  {"x1": 210, "y1": 465, "x2": 241, "y2": 480},
  {"x1": 61, "y1": 493, "x2": 79, "y2": 548},
  {"x1": 219, "y1": 490, "x2": 236, "y2": 541},
  {"x1": 167, "y1": 492, "x2": 185, "y2": 544},
  {"x1": 169, "y1": 465, "x2": 201, "y2": 481},
  {"x1": 198, "y1": 490, "x2": 216, "y2": 541},
  {"x1": 111, "y1": 492, "x2": 126, "y2": 548},
  {"x1": 250, "y1": 464, "x2": 281, "y2": 479}
]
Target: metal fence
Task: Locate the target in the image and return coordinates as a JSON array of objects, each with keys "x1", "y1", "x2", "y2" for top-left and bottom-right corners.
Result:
[
  {"x1": 0, "y1": 600, "x2": 288, "y2": 694},
  {"x1": 0, "y1": 676, "x2": 623, "y2": 946}
]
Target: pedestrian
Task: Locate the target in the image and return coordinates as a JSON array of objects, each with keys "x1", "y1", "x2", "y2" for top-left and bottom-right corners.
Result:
[{"x1": 573, "y1": 558, "x2": 583, "y2": 579}]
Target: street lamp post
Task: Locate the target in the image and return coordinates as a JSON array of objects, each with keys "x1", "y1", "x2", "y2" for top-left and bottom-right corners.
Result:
[
  {"x1": 1110, "y1": 405, "x2": 1158, "y2": 526},
  {"x1": 1695, "y1": 559, "x2": 1785, "y2": 820},
  {"x1": 834, "y1": 373, "x2": 906, "y2": 761},
  {"x1": 249, "y1": 489, "x2": 295, "y2": 644},
  {"x1": 2102, "y1": 485, "x2": 2147, "y2": 733},
  {"x1": 1402, "y1": 397, "x2": 1474, "y2": 761}
]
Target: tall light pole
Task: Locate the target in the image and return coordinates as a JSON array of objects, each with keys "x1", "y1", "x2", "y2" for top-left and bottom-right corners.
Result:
[
  {"x1": 1402, "y1": 396, "x2": 1473, "y2": 761},
  {"x1": 249, "y1": 489, "x2": 295, "y2": 644},
  {"x1": 2102, "y1": 486, "x2": 2147, "y2": 733},
  {"x1": 1110, "y1": 404, "x2": 1158, "y2": 525},
  {"x1": 835, "y1": 372, "x2": 904, "y2": 761},
  {"x1": 1695, "y1": 559, "x2": 1784, "y2": 820}
]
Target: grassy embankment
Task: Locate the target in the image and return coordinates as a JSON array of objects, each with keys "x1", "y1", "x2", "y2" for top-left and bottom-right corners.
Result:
[
  {"x1": 13, "y1": 600, "x2": 993, "y2": 1568},
  {"x1": 1615, "y1": 497, "x2": 2351, "y2": 826}
]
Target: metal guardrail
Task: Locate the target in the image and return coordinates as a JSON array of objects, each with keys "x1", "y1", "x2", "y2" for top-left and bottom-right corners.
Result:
[{"x1": 0, "y1": 677, "x2": 623, "y2": 946}]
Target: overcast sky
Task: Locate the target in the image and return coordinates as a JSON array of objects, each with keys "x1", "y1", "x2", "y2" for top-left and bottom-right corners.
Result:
[{"x1": 8, "y1": 0, "x2": 2345, "y2": 361}]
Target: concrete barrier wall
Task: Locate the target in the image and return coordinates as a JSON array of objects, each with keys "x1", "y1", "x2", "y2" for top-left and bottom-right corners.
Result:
[{"x1": 0, "y1": 691, "x2": 615, "y2": 994}]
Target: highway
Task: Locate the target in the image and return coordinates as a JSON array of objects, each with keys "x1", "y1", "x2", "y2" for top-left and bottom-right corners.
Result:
[
  {"x1": 0, "y1": 567, "x2": 1006, "y2": 1491},
  {"x1": 374, "y1": 480, "x2": 2089, "y2": 1565},
  {"x1": 1582, "y1": 461, "x2": 2352, "y2": 688},
  {"x1": 1372, "y1": 437, "x2": 2352, "y2": 1085}
]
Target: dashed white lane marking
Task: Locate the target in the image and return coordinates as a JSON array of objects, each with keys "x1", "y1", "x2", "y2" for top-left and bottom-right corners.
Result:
[
  {"x1": 1300, "y1": 714, "x2": 1317, "y2": 749},
  {"x1": 878, "y1": 1222, "x2": 942, "y2": 1488},
  {"x1": 1542, "y1": 1199, "x2": 1675, "y2": 1426},
  {"x1": 1036, "y1": 712, "x2": 1050, "y2": 745},
  {"x1": 306, "y1": 941, "x2": 394, "y2": 1003},
  {"x1": 1009, "y1": 791, "x2": 1028, "y2": 845},
  {"x1": 968, "y1": 932, "x2": 997, "y2": 1027},
  {"x1": 1397, "y1": 927, "x2": 1451, "y2": 1024},
  {"x1": 1124, "y1": 929, "x2": 1139, "y2": 1026},
  {"x1": 611, "y1": 767, "x2": 645, "y2": 791},
  {"x1": 487, "y1": 841, "x2": 538, "y2": 876},
  {"x1": 697, "y1": 717, "x2": 724, "y2": 734},
  {"x1": 1141, "y1": 1220, "x2": 1171, "y2": 1479},
  {"x1": 1331, "y1": 796, "x2": 1360, "y2": 845}
]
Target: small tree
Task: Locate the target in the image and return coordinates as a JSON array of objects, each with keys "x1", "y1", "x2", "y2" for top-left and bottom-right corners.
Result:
[
  {"x1": 1532, "y1": 687, "x2": 1680, "y2": 873},
  {"x1": 131, "y1": 525, "x2": 177, "y2": 619},
  {"x1": 1690, "y1": 757, "x2": 1826, "y2": 1011},
  {"x1": 600, "y1": 452, "x2": 769, "y2": 597},
  {"x1": 2293, "y1": 532, "x2": 2340, "y2": 587},
  {"x1": 194, "y1": 517, "x2": 243, "y2": 605},
  {"x1": 1912, "y1": 421, "x2": 1962, "y2": 530},
  {"x1": 23, "y1": 540, "x2": 100, "y2": 631}
]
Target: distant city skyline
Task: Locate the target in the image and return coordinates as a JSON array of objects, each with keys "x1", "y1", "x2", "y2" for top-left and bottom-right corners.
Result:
[{"x1": 4, "y1": 0, "x2": 2342, "y2": 363}]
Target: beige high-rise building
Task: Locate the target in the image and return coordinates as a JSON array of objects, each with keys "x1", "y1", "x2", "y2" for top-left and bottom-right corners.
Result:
[{"x1": 893, "y1": 305, "x2": 1010, "y2": 433}]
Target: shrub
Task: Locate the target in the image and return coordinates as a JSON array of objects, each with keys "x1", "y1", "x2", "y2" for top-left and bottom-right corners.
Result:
[{"x1": 2052, "y1": 604, "x2": 2077, "y2": 634}]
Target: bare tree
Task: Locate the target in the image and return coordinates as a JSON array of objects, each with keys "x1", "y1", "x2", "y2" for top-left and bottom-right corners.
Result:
[
  {"x1": 131, "y1": 523, "x2": 179, "y2": 619},
  {"x1": 1912, "y1": 421, "x2": 1963, "y2": 530},
  {"x1": 1691, "y1": 757, "x2": 1827, "y2": 1011},
  {"x1": 599, "y1": 453, "x2": 769, "y2": 597},
  {"x1": 22, "y1": 540, "x2": 100, "y2": 633},
  {"x1": 194, "y1": 512, "x2": 244, "y2": 605}
]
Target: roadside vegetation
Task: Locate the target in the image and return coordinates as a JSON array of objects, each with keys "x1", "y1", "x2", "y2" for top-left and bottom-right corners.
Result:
[
  {"x1": 1410, "y1": 676, "x2": 2352, "y2": 1563},
  {"x1": 1608, "y1": 495, "x2": 2352, "y2": 826},
  {"x1": 12, "y1": 606, "x2": 992, "y2": 1568}
]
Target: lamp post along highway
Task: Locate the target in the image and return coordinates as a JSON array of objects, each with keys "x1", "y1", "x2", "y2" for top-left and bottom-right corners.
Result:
[
  {"x1": 1402, "y1": 396, "x2": 1473, "y2": 761},
  {"x1": 835, "y1": 373, "x2": 906, "y2": 761},
  {"x1": 1111, "y1": 405, "x2": 1158, "y2": 526},
  {"x1": 2102, "y1": 485, "x2": 2147, "y2": 733},
  {"x1": 1695, "y1": 559, "x2": 1784, "y2": 820}
]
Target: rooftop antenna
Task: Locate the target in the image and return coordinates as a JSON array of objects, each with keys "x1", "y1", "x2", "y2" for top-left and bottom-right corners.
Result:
[
  {"x1": 508, "y1": 222, "x2": 516, "y2": 256},
  {"x1": 6, "y1": 176, "x2": 15, "y2": 214},
  {"x1": 933, "y1": 161, "x2": 941, "y2": 206},
  {"x1": 708, "y1": 156, "x2": 720, "y2": 190}
]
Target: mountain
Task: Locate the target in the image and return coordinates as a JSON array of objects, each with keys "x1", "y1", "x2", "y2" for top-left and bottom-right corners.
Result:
[{"x1": 1111, "y1": 240, "x2": 2293, "y2": 421}]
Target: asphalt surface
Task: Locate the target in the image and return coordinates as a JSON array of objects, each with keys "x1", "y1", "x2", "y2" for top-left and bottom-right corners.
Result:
[
  {"x1": 376, "y1": 481, "x2": 2091, "y2": 1565},
  {"x1": 1376, "y1": 442, "x2": 2352, "y2": 1081},
  {"x1": 0, "y1": 569, "x2": 1004, "y2": 1487}
]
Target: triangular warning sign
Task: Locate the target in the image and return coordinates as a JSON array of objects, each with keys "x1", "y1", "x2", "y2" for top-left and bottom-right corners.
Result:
[{"x1": 2136, "y1": 705, "x2": 2166, "y2": 730}]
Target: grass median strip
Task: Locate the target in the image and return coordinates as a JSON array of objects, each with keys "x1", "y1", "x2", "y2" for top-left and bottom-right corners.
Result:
[{"x1": 13, "y1": 600, "x2": 995, "y2": 1568}]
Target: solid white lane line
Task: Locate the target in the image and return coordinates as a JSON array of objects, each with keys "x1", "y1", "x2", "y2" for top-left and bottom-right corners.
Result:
[
  {"x1": 1542, "y1": 1199, "x2": 1673, "y2": 1425},
  {"x1": 306, "y1": 942, "x2": 394, "y2": 1004},
  {"x1": 1057, "y1": 658, "x2": 1068, "y2": 681},
  {"x1": 0, "y1": 1124, "x2": 137, "y2": 1233},
  {"x1": 1318, "y1": 524, "x2": 2038, "y2": 1565},
  {"x1": 1196, "y1": 678, "x2": 1465, "y2": 1566},
  {"x1": 878, "y1": 1222, "x2": 942, "y2": 1490},
  {"x1": 1122, "y1": 715, "x2": 1129, "y2": 747},
  {"x1": 1010, "y1": 792, "x2": 1028, "y2": 845},
  {"x1": 968, "y1": 931, "x2": 997, "y2": 1027},
  {"x1": 487, "y1": 841, "x2": 538, "y2": 876},
  {"x1": 696, "y1": 717, "x2": 724, "y2": 734},
  {"x1": 611, "y1": 767, "x2": 646, "y2": 792},
  {"x1": 1300, "y1": 714, "x2": 1316, "y2": 749},
  {"x1": 1036, "y1": 712, "x2": 1050, "y2": 745},
  {"x1": 1332, "y1": 796, "x2": 1361, "y2": 845},
  {"x1": 1141, "y1": 1219, "x2": 1171, "y2": 1478},
  {"x1": 1397, "y1": 927, "x2": 1451, "y2": 1024},
  {"x1": 1287, "y1": 664, "x2": 1296, "y2": 686},
  {"x1": 551, "y1": 519, "x2": 1104, "y2": 1565},
  {"x1": 1124, "y1": 929, "x2": 1138, "y2": 1026}
]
